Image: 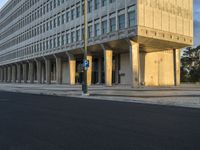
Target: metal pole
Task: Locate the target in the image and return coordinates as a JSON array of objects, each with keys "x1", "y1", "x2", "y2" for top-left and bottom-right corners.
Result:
[{"x1": 82, "y1": 0, "x2": 88, "y2": 95}]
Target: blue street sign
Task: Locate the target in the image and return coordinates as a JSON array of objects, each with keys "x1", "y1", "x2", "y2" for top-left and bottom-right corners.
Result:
[{"x1": 83, "y1": 60, "x2": 89, "y2": 69}]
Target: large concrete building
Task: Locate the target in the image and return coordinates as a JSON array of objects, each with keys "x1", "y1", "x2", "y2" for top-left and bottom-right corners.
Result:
[{"x1": 0, "y1": 0, "x2": 193, "y2": 87}]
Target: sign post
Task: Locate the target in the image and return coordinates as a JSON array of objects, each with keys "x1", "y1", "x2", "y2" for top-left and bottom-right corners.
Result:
[{"x1": 82, "y1": 0, "x2": 89, "y2": 95}]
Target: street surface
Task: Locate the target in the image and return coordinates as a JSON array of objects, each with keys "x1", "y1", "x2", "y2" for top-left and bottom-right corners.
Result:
[
  {"x1": 0, "y1": 83, "x2": 200, "y2": 108},
  {"x1": 0, "y1": 91, "x2": 200, "y2": 150}
]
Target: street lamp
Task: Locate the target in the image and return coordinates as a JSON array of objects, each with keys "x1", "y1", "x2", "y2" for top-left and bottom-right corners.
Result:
[{"x1": 82, "y1": 0, "x2": 89, "y2": 95}]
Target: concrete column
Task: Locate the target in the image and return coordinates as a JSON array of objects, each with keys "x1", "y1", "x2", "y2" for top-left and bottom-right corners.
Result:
[
  {"x1": 129, "y1": 41, "x2": 140, "y2": 87},
  {"x1": 115, "y1": 54, "x2": 119, "y2": 84},
  {"x1": 4, "y1": 67, "x2": 7, "y2": 82},
  {"x1": 29, "y1": 62, "x2": 34, "y2": 83},
  {"x1": 97, "y1": 56, "x2": 102, "y2": 84},
  {"x1": 173, "y1": 49, "x2": 181, "y2": 86},
  {"x1": 7, "y1": 66, "x2": 11, "y2": 83},
  {"x1": 41, "y1": 63, "x2": 45, "y2": 83},
  {"x1": 45, "y1": 59, "x2": 51, "y2": 84},
  {"x1": 53, "y1": 63, "x2": 56, "y2": 81},
  {"x1": 12, "y1": 65, "x2": 16, "y2": 83},
  {"x1": 17, "y1": 64, "x2": 22, "y2": 83},
  {"x1": 22, "y1": 63, "x2": 28, "y2": 83},
  {"x1": 56, "y1": 57, "x2": 62, "y2": 84},
  {"x1": 36, "y1": 60, "x2": 42, "y2": 84},
  {"x1": 0, "y1": 67, "x2": 3, "y2": 82},
  {"x1": 87, "y1": 55, "x2": 92, "y2": 86},
  {"x1": 67, "y1": 54, "x2": 76, "y2": 85},
  {"x1": 104, "y1": 49, "x2": 113, "y2": 86}
]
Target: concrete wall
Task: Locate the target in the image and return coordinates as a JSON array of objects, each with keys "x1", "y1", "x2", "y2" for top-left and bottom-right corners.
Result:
[
  {"x1": 137, "y1": 0, "x2": 193, "y2": 36},
  {"x1": 137, "y1": 0, "x2": 193, "y2": 47},
  {"x1": 119, "y1": 53, "x2": 132, "y2": 84},
  {"x1": 119, "y1": 50, "x2": 175, "y2": 86},
  {"x1": 143, "y1": 50, "x2": 174, "y2": 86},
  {"x1": 62, "y1": 61, "x2": 69, "y2": 84}
]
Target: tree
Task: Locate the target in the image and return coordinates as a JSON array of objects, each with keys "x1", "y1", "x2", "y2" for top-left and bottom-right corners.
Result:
[{"x1": 181, "y1": 45, "x2": 200, "y2": 82}]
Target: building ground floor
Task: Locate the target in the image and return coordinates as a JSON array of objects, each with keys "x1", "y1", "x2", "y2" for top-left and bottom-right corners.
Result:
[{"x1": 0, "y1": 40, "x2": 181, "y2": 87}]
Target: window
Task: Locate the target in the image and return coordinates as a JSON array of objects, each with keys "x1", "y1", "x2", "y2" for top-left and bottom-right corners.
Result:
[
  {"x1": 57, "y1": 36, "x2": 60, "y2": 47},
  {"x1": 43, "y1": 41, "x2": 46, "y2": 50},
  {"x1": 53, "y1": 37, "x2": 56, "y2": 48},
  {"x1": 88, "y1": 0, "x2": 92, "y2": 13},
  {"x1": 43, "y1": 5, "x2": 46, "y2": 14},
  {"x1": 61, "y1": 14, "x2": 65, "y2": 24},
  {"x1": 50, "y1": 20, "x2": 53, "y2": 29},
  {"x1": 102, "y1": 0, "x2": 107, "y2": 6},
  {"x1": 53, "y1": 0, "x2": 56, "y2": 8},
  {"x1": 46, "y1": 41, "x2": 49, "y2": 50},
  {"x1": 94, "y1": 0, "x2": 100, "y2": 10},
  {"x1": 53, "y1": 18, "x2": 56, "y2": 28},
  {"x1": 57, "y1": 0, "x2": 60, "y2": 6},
  {"x1": 88, "y1": 25, "x2": 93, "y2": 38},
  {"x1": 50, "y1": 1, "x2": 53, "y2": 10},
  {"x1": 110, "y1": 0, "x2": 115, "y2": 3},
  {"x1": 71, "y1": 31, "x2": 76, "y2": 43},
  {"x1": 102, "y1": 20, "x2": 107, "y2": 34},
  {"x1": 95, "y1": 23, "x2": 100, "y2": 36},
  {"x1": 110, "y1": 17, "x2": 116, "y2": 32},
  {"x1": 76, "y1": 6, "x2": 80, "y2": 18},
  {"x1": 66, "y1": 12, "x2": 70, "y2": 22},
  {"x1": 49, "y1": 39, "x2": 52, "y2": 49},
  {"x1": 76, "y1": 29, "x2": 80, "y2": 41},
  {"x1": 43, "y1": 24, "x2": 46, "y2": 32},
  {"x1": 128, "y1": 11, "x2": 135, "y2": 27},
  {"x1": 47, "y1": 3, "x2": 49, "y2": 12},
  {"x1": 118, "y1": 14, "x2": 125, "y2": 30},
  {"x1": 46, "y1": 22, "x2": 49, "y2": 31},
  {"x1": 61, "y1": 35, "x2": 65, "y2": 45},
  {"x1": 66, "y1": 33, "x2": 70, "y2": 44},
  {"x1": 71, "y1": 9, "x2": 75, "y2": 20},
  {"x1": 57, "y1": 16, "x2": 60, "y2": 26}
]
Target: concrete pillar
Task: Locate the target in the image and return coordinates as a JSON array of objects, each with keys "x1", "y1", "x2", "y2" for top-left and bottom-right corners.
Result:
[
  {"x1": 36, "y1": 60, "x2": 42, "y2": 84},
  {"x1": 0, "y1": 67, "x2": 3, "y2": 82},
  {"x1": 104, "y1": 49, "x2": 113, "y2": 86},
  {"x1": 129, "y1": 41, "x2": 140, "y2": 87},
  {"x1": 12, "y1": 65, "x2": 16, "y2": 83},
  {"x1": 4, "y1": 67, "x2": 7, "y2": 82},
  {"x1": 45, "y1": 59, "x2": 51, "y2": 84},
  {"x1": 41, "y1": 63, "x2": 45, "y2": 83},
  {"x1": 7, "y1": 66, "x2": 11, "y2": 83},
  {"x1": 173, "y1": 49, "x2": 181, "y2": 86},
  {"x1": 97, "y1": 56, "x2": 102, "y2": 84},
  {"x1": 22, "y1": 63, "x2": 28, "y2": 83},
  {"x1": 17, "y1": 64, "x2": 22, "y2": 83},
  {"x1": 29, "y1": 62, "x2": 34, "y2": 83},
  {"x1": 87, "y1": 55, "x2": 92, "y2": 86},
  {"x1": 115, "y1": 54, "x2": 119, "y2": 84},
  {"x1": 56, "y1": 57, "x2": 62, "y2": 84},
  {"x1": 53, "y1": 63, "x2": 56, "y2": 81},
  {"x1": 67, "y1": 54, "x2": 76, "y2": 85}
]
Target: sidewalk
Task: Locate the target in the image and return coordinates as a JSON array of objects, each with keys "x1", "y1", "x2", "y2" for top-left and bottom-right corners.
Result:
[{"x1": 0, "y1": 83, "x2": 199, "y2": 108}]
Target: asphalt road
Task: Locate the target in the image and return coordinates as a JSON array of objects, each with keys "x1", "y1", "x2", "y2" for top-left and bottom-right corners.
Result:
[{"x1": 0, "y1": 91, "x2": 200, "y2": 150}]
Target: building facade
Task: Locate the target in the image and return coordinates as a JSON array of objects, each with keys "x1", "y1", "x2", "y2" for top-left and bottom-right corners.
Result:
[{"x1": 0, "y1": 0, "x2": 193, "y2": 87}]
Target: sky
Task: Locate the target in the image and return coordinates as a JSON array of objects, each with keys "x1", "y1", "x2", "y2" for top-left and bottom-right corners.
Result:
[{"x1": 0, "y1": 0, "x2": 199, "y2": 47}]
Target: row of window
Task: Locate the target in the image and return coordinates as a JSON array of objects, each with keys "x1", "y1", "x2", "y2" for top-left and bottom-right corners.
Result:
[
  {"x1": 0, "y1": 0, "x2": 40, "y2": 30},
  {"x1": 0, "y1": 11, "x2": 135, "y2": 62},
  {"x1": 0, "y1": 0, "x2": 22, "y2": 19},
  {"x1": 0, "y1": 10, "x2": 135, "y2": 51},
  {"x1": 1, "y1": 0, "x2": 116, "y2": 42}
]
